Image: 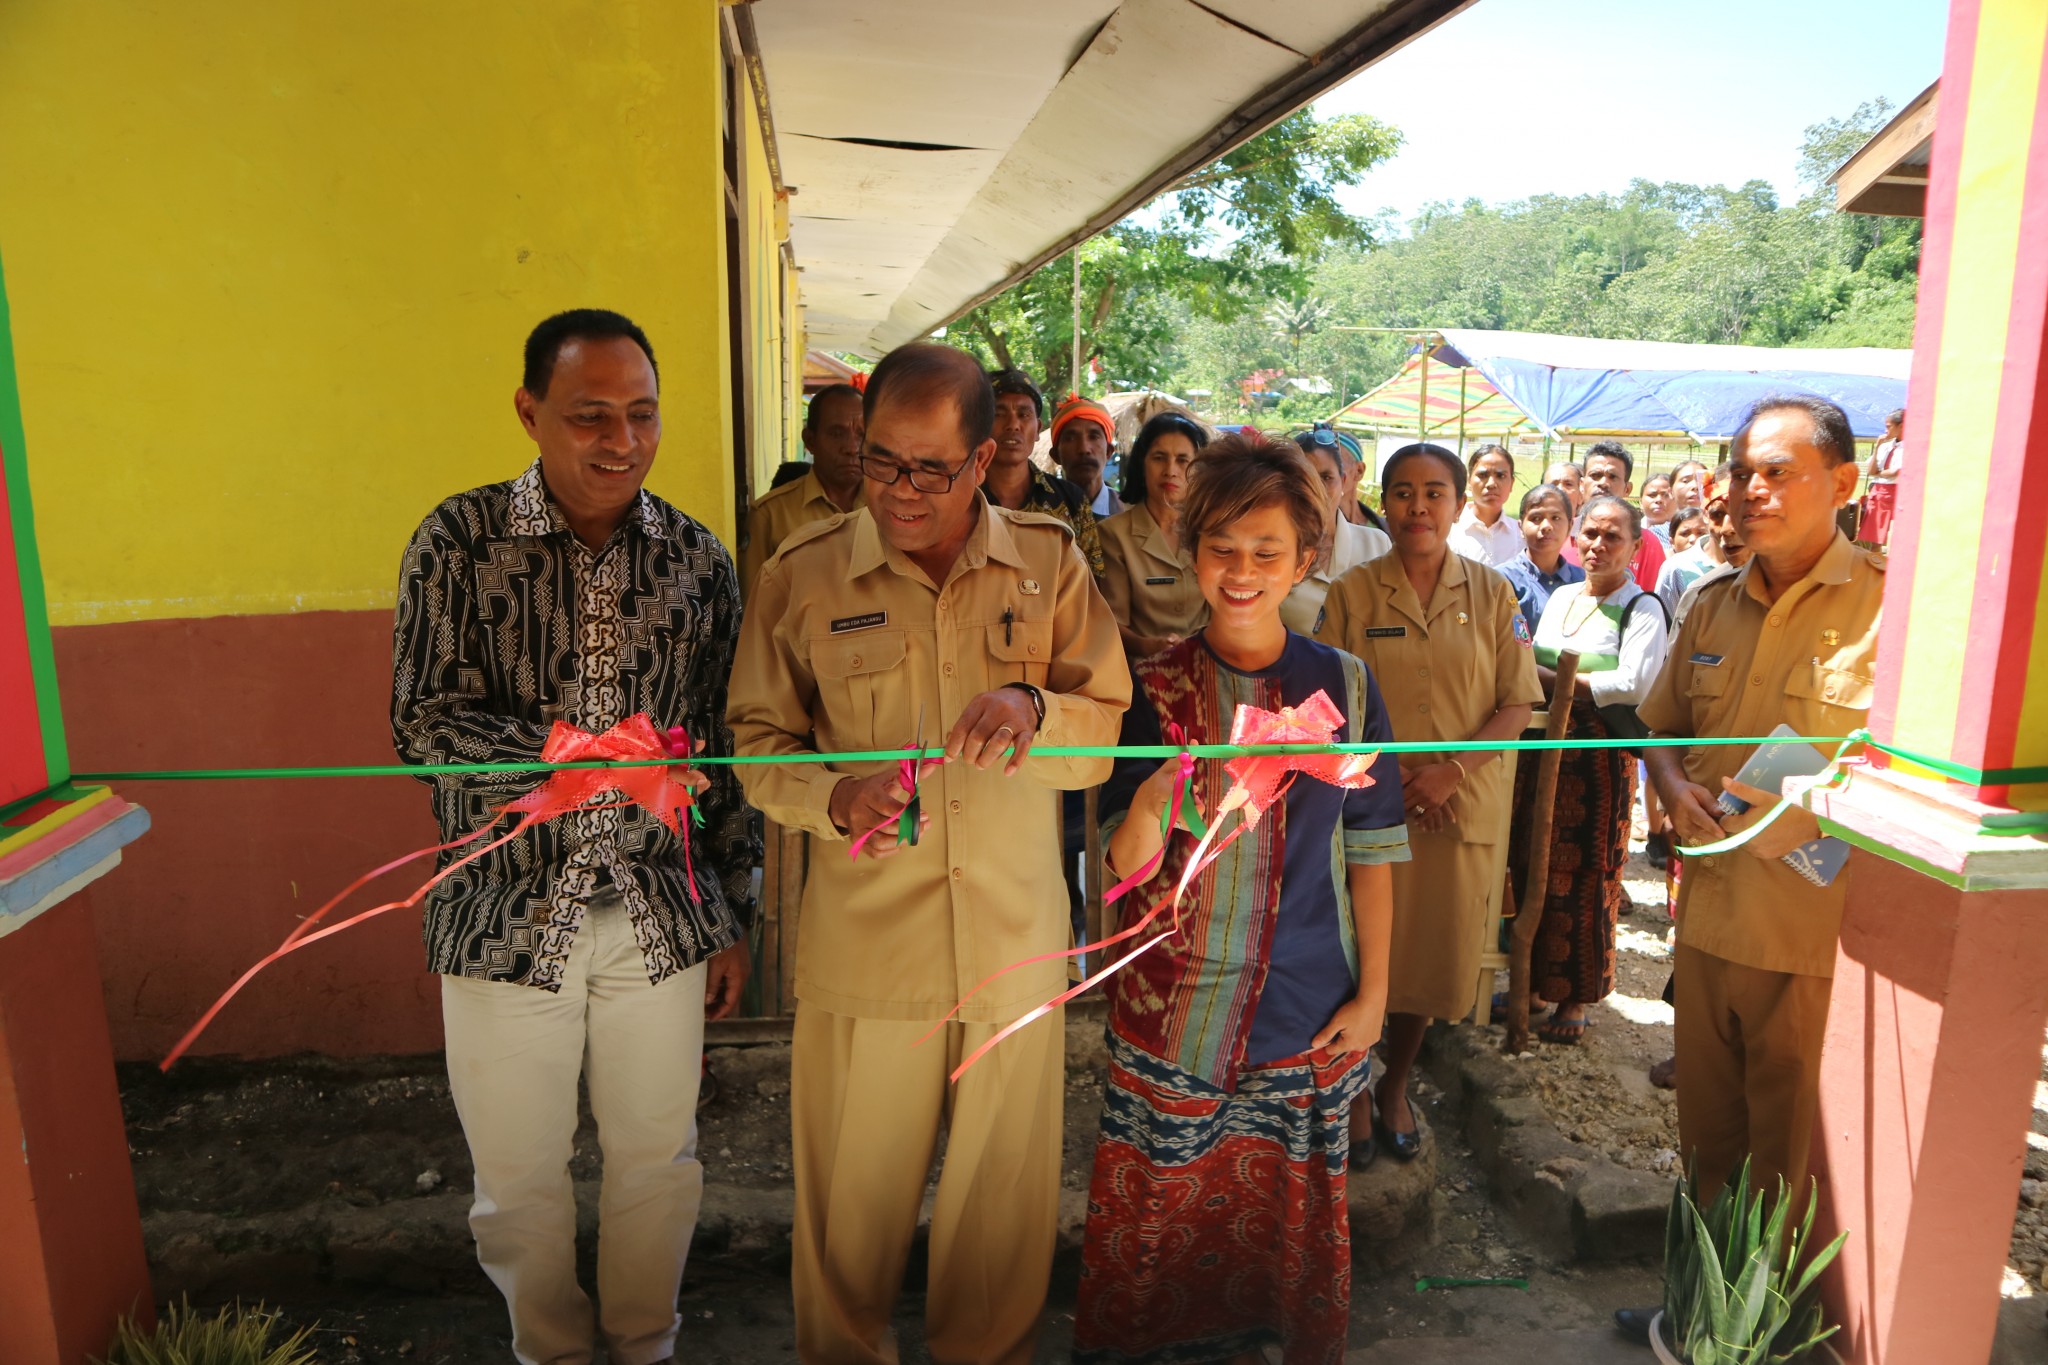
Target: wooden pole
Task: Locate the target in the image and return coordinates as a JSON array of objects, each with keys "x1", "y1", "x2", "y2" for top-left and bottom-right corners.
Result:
[{"x1": 1505, "y1": 650, "x2": 1579, "y2": 1055}]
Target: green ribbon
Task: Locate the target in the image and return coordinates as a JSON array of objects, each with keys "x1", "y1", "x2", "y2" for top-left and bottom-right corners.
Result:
[
  {"x1": 67, "y1": 734, "x2": 1851, "y2": 785},
  {"x1": 10, "y1": 732, "x2": 2038, "y2": 845}
]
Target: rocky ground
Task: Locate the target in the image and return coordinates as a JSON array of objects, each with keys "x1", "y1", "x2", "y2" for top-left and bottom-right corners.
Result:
[
  {"x1": 1496, "y1": 832, "x2": 2048, "y2": 1305},
  {"x1": 118, "y1": 821, "x2": 2048, "y2": 1360}
]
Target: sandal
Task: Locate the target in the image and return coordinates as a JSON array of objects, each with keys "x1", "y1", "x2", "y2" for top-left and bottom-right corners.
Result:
[{"x1": 1537, "y1": 1011, "x2": 1591, "y2": 1045}]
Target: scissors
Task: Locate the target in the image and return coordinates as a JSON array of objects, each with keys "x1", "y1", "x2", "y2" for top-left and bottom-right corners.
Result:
[{"x1": 898, "y1": 704, "x2": 927, "y2": 847}]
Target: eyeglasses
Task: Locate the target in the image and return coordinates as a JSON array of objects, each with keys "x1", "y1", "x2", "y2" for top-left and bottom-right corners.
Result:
[{"x1": 860, "y1": 453, "x2": 973, "y2": 495}]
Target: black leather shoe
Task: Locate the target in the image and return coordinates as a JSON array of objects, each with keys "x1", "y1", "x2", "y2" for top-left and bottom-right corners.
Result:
[
  {"x1": 1613, "y1": 1307, "x2": 1659, "y2": 1343},
  {"x1": 1347, "y1": 1135, "x2": 1379, "y2": 1172},
  {"x1": 1374, "y1": 1090, "x2": 1425, "y2": 1162}
]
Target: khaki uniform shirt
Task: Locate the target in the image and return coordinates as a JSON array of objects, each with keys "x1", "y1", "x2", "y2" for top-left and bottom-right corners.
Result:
[
  {"x1": 739, "y1": 470, "x2": 862, "y2": 596},
  {"x1": 1314, "y1": 549, "x2": 1543, "y2": 843},
  {"x1": 1099, "y1": 503, "x2": 1206, "y2": 644},
  {"x1": 1638, "y1": 532, "x2": 1884, "y2": 978},
  {"x1": 728, "y1": 505, "x2": 1132, "y2": 1022},
  {"x1": 1283, "y1": 518, "x2": 1393, "y2": 636}
]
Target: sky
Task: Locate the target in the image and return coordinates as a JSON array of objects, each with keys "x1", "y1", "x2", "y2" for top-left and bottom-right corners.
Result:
[{"x1": 1313, "y1": 0, "x2": 1949, "y2": 228}]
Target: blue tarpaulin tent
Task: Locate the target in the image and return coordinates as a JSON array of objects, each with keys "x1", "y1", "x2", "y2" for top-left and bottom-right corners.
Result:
[{"x1": 1406, "y1": 330, "x2": 1911, "y2": 440}]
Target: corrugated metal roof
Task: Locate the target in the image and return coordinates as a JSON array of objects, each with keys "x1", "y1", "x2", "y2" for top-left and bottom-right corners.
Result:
[{"x1": 751, "y1": 0, "x2": 1474, "y2": 354}]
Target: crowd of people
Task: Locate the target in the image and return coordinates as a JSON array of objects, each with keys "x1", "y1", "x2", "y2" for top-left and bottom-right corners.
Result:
[{"x1": 391, "y1": 308, "x2": 1892, "y2": 1365}]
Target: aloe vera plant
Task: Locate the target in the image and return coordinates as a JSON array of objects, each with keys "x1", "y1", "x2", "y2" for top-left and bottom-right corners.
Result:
[
  {"x1": 1661, "y1": 1158, "x2": 1848, "y2": 1364},
  {"x1": 95, "y1": 1299, "x2": 318, "y2": 1365}
]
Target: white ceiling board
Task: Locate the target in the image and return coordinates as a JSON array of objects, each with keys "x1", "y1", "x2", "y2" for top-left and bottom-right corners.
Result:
[
  {"x1": 751, "y1": 0, "x2": 1118, "y2": 150},
  {"x1": 752, "y1": 0, "x2": 1471, "y2": 354},
  {"x1": 878, "y1": 0, "x2": 1300, "y2": 349},
  {"x1": 1195, "y1": 0, "x2": 1402, "y2": 58}
]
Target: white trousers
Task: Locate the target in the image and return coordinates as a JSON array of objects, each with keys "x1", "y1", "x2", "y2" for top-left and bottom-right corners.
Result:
[{"x1": 442, "y1": 890, "x2": 707, "y2": 1365}]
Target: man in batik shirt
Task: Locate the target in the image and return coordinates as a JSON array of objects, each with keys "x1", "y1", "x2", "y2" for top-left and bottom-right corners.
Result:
[{"x1": 393, "y1": 308, "x2": 760, "y2": 1365}]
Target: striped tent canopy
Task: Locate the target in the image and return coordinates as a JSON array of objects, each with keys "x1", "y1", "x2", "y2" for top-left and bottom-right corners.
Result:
[{"x1": 1328, "y1": 352, "x2": 1532, "y2": 440}]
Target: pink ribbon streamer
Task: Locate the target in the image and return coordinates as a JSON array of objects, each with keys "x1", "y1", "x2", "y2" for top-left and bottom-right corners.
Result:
[
  {"x1": 941, "y1": 693, "x2": 1380, "y2": 1081},
  {"x1": 160, "y1": 714, "x2": 702, "y2": 1071}
]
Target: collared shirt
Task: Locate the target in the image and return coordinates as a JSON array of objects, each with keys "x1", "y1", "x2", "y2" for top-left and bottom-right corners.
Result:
[
  {"x1": 1447, "y1": 506, "x2": 1523, "y2": 568},
  {"x1": 1531, "y1": 579, "x2": 1671, "y2": 707},
  {"x1": 984, "y1": 466, "x2": 1106, "y2": 576},
  {"x1": 1498, "y1": 552, "x2": 1586, "y2": 635},
  {"x1": 1314, "y1": 549, "x2": 1544, "y2": 844},
  {"x1": 1656, "y1": 544, "x2": 1719, "y2": 615},
  {"x1": 740, "y1": 468, "x2": 861, "y2": 596},
  {"x1": 1637, "y1": 532, "x2": 1885, "y2": 977},
  {"x1": 727, "y1": 504, "x2": 1131, "y2": 1022},
  {"x1": 1099, "y1": 502, "x2": 1206, "y2": 646},
  {"x1": 393, "y1": 461, "x2": 761, "y2": 989},
  {"x1": 1088, "y1": 483, "x2": 1126, "y2": 519},
  {"x1": 1281, "y1": 517, "x2": 1393, "y2": 636}
]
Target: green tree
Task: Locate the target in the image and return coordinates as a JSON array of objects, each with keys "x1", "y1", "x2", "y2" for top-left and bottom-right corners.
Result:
[{"x1": 949, "y1": 111, "x2": 1401, "y2": 394}]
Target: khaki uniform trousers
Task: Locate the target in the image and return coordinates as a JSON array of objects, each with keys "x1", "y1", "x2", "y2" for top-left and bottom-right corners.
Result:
[
  {"x1": 1673, "y1": 942, "x2": 1833, "y2": 1204},
  {"x1": 442, "y1": 891, "x2": 707, "y2": 1365},
  {"x1": 791, "y1": 1004, "x2": 1065, "y2": 1365}
]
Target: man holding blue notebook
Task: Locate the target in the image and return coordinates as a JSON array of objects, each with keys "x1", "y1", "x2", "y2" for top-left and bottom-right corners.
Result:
[{"x1": 1634, "y1": 395, "x2": 1885, "y2": 1208}]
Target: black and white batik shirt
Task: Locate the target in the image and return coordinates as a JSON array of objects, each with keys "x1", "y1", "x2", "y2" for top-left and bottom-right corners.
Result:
[{"x1": 393, "y1": 460, "x2": 760, "y2": 990}]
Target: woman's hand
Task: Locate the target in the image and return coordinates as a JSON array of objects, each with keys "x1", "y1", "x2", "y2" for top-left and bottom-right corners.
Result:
[
  {"x1": 1312, "y1": 989, "x2": 1387, "y2": 1061},
  {"x1": 1400, "y1": 761, "x2": 1464, "y2": 833},
  {"x1": 1133, "y1": 755, "x2": 1185, "y2": 822}
]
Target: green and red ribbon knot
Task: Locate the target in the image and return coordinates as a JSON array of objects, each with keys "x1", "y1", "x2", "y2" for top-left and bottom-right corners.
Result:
[
  {"x1": 933, "y1": 692, "x2": 1381, "y2": 1082},
  {"x1": 160, "y1": 714, "x2": 704, "y2": 1070}
]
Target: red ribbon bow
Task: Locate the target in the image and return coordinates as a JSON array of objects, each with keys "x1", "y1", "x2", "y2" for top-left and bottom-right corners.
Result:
[{"x1": 161, "y1": 714, "x2": 703, "y2": 1070}]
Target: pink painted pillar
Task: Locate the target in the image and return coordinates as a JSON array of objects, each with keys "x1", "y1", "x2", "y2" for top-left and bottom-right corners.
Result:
[{"x1": 1798, "y1": 5, "x2": 2048, "y2": 1357}]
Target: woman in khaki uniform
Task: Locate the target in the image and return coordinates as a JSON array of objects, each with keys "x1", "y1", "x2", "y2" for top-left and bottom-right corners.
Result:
[
  {"x1": 1099, "y1": 412, "x2": 1209, "y2": 657},
  {"x1": 1315, "y1": 443, "x2": 1541, "y2": 1161}
]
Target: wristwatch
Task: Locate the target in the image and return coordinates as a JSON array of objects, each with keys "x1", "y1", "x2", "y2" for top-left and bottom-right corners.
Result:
[{"x1": 1003, "y1": 681, "x2": 1046, "y2": 728}]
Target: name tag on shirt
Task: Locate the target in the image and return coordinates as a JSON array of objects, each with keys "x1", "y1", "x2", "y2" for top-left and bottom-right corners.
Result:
[
  {"x1": 1144, "y1": 576, "x2": 1177, "y2": 586},
  {"x1": 1366, "y1": 626, "x2": 1407, "y2": 639},
  {"x1": 1690, "y1": 652, "x2": 1725, "y2": 666},
  {"x1": 830, "y1": 612, "x2": 887, "y2": 634}
]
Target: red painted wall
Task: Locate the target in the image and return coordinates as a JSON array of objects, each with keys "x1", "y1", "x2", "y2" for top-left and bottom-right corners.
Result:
[{"x1": 54, "y1": 611, "x2": 445, "y2": 1061}]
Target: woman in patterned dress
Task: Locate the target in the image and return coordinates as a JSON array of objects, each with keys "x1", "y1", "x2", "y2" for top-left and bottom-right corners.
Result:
[
  {"x1": 1508, "y1": 495, "x2": 1672, "y2": 1042},
  {"x1": 1073, "y1": 432, "x2": 1410, "y2": 1365}
]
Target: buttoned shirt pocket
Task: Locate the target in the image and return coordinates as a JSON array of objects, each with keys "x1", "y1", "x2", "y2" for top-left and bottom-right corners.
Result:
[
  {"x1": 1785, "y1": 660, "x2": 1873, "y2": 741},
  {"x1": 812, "y1": 630, "x2": 909, "y2": 751},
  {"x1": 985, "y1": 617, "x2": 1054, "y2": 689}
]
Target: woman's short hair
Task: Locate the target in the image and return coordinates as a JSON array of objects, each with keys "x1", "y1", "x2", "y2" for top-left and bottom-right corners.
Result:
[
  {"x1": 1467, "y1": 442, "x2": 1513, "y2": 477},
  {"x1": 1670, "y1": 506, "x2": 1709, "y2": 536},
  {"x1": 1176, "y1": 430, "x2": 1328, "y2": 559},
  {"x1": 1383, "y1": 442, "x2": 1467, "y2": 501},
  {"x1": 1579, "y1": 493, "x2": 1643, "y2": 543},
  {"x1": 1518, "y1": 483, "x2": 1570, "y2": 520},
  {"x1": 1120, "y1": 412, "x2": 1210, "y2": 505}
]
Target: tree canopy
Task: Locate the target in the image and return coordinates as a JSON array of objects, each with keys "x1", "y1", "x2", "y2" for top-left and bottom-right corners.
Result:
[{"x1": 943, "y1": 98, "x2": 1919, "y2": 424}]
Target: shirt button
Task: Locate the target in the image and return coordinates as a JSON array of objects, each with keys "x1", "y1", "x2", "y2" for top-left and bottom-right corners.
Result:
[
  {"x1": 1751, "y1": 674, "x2": 1763, "y2": 687},
  {"x1": 1029, "y1": 644, "x2": 1040, "y2": 656},
  {"x1": 1768, "y1": 615, "x2": 1783, "y2": 627},
  {"x1": 1418, "y1": 667, "x2": 1431, "y2": 679},
  {"x1": 1418, "y1": 702, "x2": 1432, "y2": 714},
  {"x1": 851, "y1": 656, "x2": 863, "y2": 668},
  {"x1": 943, "y1": 662, "x2": 955, "y2": 676},
  {"x1": 950, "y1": 800, "x2": 962, "y2": 814},
  {"x1": 951, "y1": 867, "x2": 964, "y2": 881},
  {"x1": 939, "y1": 599, "x2": 949, "y2": 611}
]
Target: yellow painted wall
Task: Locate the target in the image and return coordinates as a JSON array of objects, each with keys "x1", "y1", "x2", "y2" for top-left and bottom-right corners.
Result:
[{"x1": 0, "y1": 1, "x2": 773, "y2": 626}]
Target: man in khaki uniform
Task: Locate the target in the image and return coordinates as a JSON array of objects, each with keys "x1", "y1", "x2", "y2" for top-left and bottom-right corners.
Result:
[
  {"x1": 1638, "y1": 396, "x2": 1882, "y2": 1207},
  {"x1": 728, "y1": 344, "x2": 1130, "y2": 1365},
  {"x1": 739, "y1": 382, "x2": 865, "y2": 594}
]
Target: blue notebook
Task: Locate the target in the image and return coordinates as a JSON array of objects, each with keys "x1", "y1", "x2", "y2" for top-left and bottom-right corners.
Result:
[{"x1": 1715, "y1": 724, "x2": 1851, "y2": 888}]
